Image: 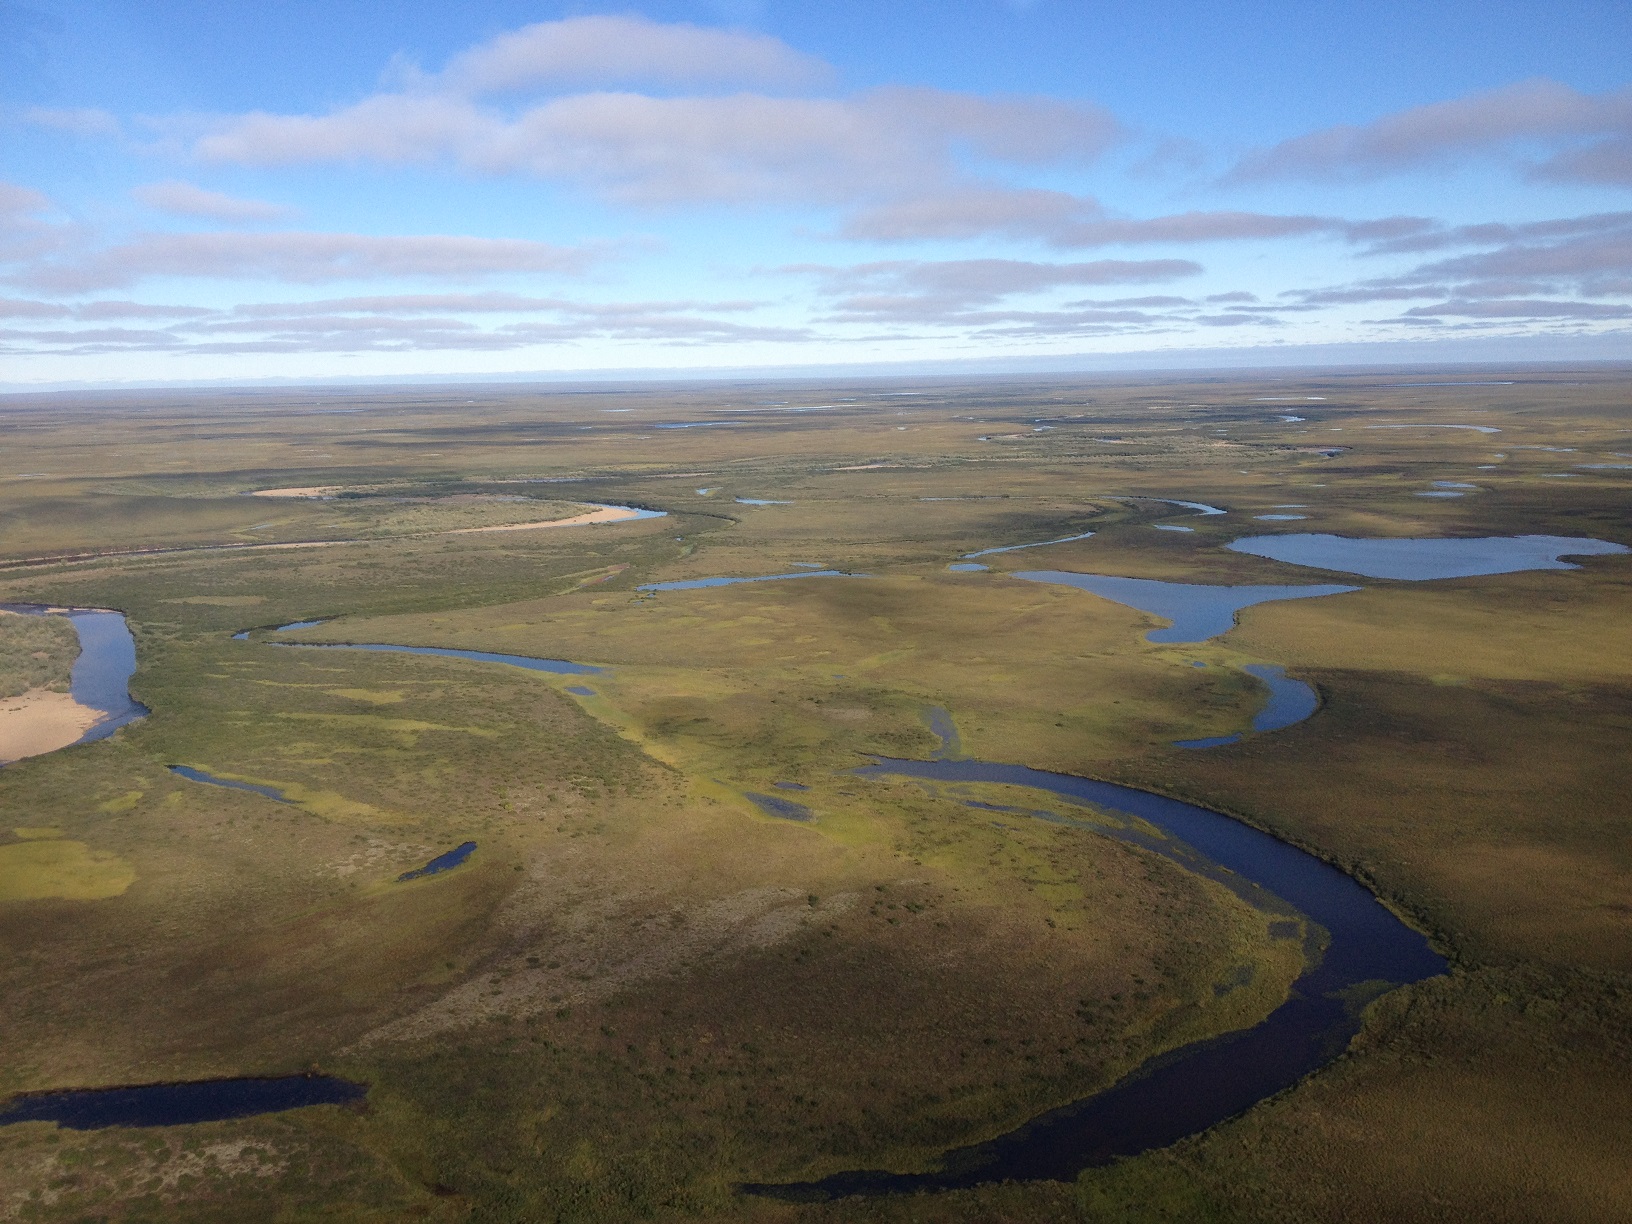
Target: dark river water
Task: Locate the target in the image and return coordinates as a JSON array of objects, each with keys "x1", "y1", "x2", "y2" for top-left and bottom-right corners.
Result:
[
  {"x1": 0, "y1": 1075, "x2": 365, "y2": 1130},
  {"x1": 746, "y1": 753, "x2": 1445, "y2": 1199},
  {"x1": 0, "y1": 605, "x2": 148, "y2": 749}
]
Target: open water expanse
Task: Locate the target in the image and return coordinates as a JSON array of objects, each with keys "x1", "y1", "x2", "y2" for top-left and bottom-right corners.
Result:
[{"x1": 1226, "y1": 533, "x2": 1629, "y2": 579}]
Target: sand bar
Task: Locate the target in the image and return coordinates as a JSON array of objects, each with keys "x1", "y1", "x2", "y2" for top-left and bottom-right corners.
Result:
[
  {"x1": 250, "y1": 486, "x2": 344, "y2": 498},
  {"x1": 1, "y1": 503, "x2": 660, "y2": 569},
  {"x1": 0, "y1": 688, "x2": 103, "y2": 764},
  {"x1": 443, "y1": 504, "x2": 649, "y2": 534}
]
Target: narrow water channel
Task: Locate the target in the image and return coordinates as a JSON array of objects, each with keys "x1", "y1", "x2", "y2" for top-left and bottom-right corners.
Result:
[{"x1": 746, "y1": 753, "x2": 1445, "y2": 1198}]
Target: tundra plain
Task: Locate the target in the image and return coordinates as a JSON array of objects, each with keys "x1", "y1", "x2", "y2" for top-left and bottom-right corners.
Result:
[{"x1": 0, "y1": 368, "x2": 1629, "y2": 1223}]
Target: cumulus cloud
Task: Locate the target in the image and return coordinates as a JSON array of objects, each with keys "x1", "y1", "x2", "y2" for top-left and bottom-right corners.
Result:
[
  {"x1": 1536, "y1": 137, "x2": 1632, "y2": 186},
  {"x1": 196, "y1": 87, "x2": 1120, "y2": 207},
  {"x1": 436, "y1": 15, "x2": 831, "y2": 94},
  {"x1": 0, "y1": 181, "x2": 52, "y2": 222},
  {"x1": 132, "y1": 180, "x2": 294, "y2": 223},
  {"x1": 841, "y1": 185, "x2": 1435, "y2": 249},
  {"x1": 0, "y1": 181, "x2": 77, "y2": 263},
  {"x1": 9, "y1": 229, "x2": 597, "y2": 292},
  {"x1": 20, "y1": 106, "x2": 122, "y2": 137},
  {"x1": 1281, "y1": 210, "x2": 1632, "y2": 331},
  {"x1": 1228, "y1": 78, "x2": 1632, "y2": 183},
  {"x1": 1402, "y1": 298, "x2": 1632, "y2": 320},
  {"x1": 0, "y1": 291, "x2": 809, "y2": 357},
  {"x1": 186, "y1": 16, "x2": 1120, "y2": 209},
  {"x1": 791, "y1": 256, "x2": 1203, "y2": 328},
  {"x1": 0, "y1": 296, "x2": 69, "y2": 318}
]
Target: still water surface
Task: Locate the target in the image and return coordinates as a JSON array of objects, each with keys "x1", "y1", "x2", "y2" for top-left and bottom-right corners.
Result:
[
  {"x1": 1227, "y1": 533, "x2": 1629, "y2": 579},
  {"x1": 1012, "y1": 573, "x2": 1358, "y2": 643}
]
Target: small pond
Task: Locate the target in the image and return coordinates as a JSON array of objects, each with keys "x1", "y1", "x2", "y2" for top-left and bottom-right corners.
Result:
[
  {"x1": 0, "y1": 1074, "x2": 365, "y2": 1130},
  {"x1": 399, "y1": 842, "x2": 477, "y2": 881},
  {"x1": 169, "y1": 766, "x2": 292, "y2": 804},
  {"x1": 1226, "y1": 534, "x2": 1630, "y2": 580},
  {"x1": 1011, "y1": 573, "x2": 1358, "y2": 643}
]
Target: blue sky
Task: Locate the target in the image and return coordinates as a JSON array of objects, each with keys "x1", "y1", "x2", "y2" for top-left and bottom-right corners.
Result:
[{"x1": 2, "y1": 1, "x2": 1630, "y2": 385}]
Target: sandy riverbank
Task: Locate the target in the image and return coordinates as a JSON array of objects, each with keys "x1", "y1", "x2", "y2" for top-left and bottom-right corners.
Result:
[
  {"x1": 0, "y1": 688, "x2": 102, "y2": 764},
  {"x1": 443, "y1": 504, "x2": 650, "y2": 534}
]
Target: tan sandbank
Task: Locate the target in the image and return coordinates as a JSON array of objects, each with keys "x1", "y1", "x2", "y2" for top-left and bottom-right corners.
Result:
[{"x1": 0, "y1": 688, "x2": 101, "y2": 764}]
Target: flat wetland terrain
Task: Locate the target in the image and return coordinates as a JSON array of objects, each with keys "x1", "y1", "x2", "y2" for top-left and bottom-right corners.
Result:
[{"x1": 0, "y1": 369, "x2": 1628, "y2": 1221}]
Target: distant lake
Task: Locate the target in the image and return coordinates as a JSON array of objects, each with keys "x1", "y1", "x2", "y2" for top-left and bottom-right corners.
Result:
[{"x1": 1226, "y1": 534, "x2": 1630, "y2": 580}]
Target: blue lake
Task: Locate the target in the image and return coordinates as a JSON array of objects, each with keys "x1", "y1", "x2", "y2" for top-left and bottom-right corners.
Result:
[
  {"x1": 566, "y1": 685, "x2": 596, "y2": 697},
  {"x1": 947, "y1": 563, "x2": 988, "y2": 572},
  {"x1": 399, "y1": 842, "x2": 477, "y2": 881},
  {"x1": 747, "y1": 753, "x2": 1445, "y2": 1198},
  {"x1": 1011, "y1": 573, "x2": 1359, "y2": 643},
  {"x1": 169, "y1": 766, "x2": 292, "y2": 804},
  {"x1": 1226, "y1": 534, "x2": 1630, "y2": 580},
  {"x1": 638, "y1": 570, "x2": 861, "y2": 592},
  {"x1": 736, "y1": 498, "x2": 792, "y2": 506},
  {"x1": 0, "y1": 1074, "x2": 365, "y2": 1130}
]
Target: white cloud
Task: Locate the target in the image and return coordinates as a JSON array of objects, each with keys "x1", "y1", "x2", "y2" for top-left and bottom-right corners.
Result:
[
  {"x1": 131, "y1": 181, "x2": 294, "y2": 223},
  {"x1": 794, "y1": 256, "x2": 1202, "y2": 324},
  {"x1": 10, "y1": 230, "x2": 598, "y2": 292},
  {"x1": 20, "y1": 106, "x2": 122, "y2": 137},
  {"x1": 438, "y1": 15, "x2": 831, "y2": 94},
  {"x1": 188, "y1": 16, "x2": 1120, "y2": 210},
  {"x1": 1227, "y1": 79, "x2": 1632, "y2": 183},
  {"x1": 195, "y1": 87, "x2": 1119, "y2": 208}
]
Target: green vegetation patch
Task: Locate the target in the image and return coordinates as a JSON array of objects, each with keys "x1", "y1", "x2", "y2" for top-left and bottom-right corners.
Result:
[
  {"x1": 0, "y1": 611, "x2": 78, "y2": 698},
  {"x1": 0, "y1": 836, "x2": 135, "y2": 901}
]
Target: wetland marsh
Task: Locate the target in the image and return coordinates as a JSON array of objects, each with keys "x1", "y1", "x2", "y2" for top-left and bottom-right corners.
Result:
[{"x1": 1, "y1": 368, "x2": 1628, "y2": 1223}]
